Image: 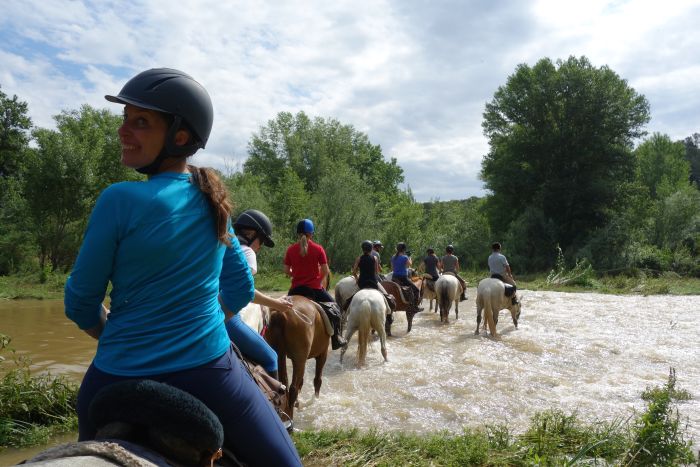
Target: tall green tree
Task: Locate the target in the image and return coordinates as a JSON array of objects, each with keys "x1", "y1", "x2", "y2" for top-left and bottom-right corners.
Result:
[
  {"x1": 481, "y1": 56, "x2": 650, "y2": 267},
  {"x1": 55, "y1": 105, "x2": 142, "y2": 195},
  {"x1": 309, "y1": 165, "x2": 377, "y2": 270},
  {"x1": 0, "y1": 87, "x2": 32, "y2": 178},
  {"x1": 683, "y1": 133, "x2": 700, "y2": 187},
  {"x1": 245, "y1": 111, "x2": 403, "y2": 197},
  {"x1": 0, "y1": 88, "x2": 33, "y2": 273},
  {"x1": 23, "y1": 129, "x2": 93, "y2": 270},
  {"x1": 635, "y1": 133, "x2": 691, "y2": 199}
]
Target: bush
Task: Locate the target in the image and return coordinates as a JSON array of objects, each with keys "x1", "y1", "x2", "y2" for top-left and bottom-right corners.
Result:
[
  {"x1": 625, "y1": 368, "x2": 695, "y2": 466},
  {"x1": 0, "y1": 334, "x2": 78, "y2": 448}
]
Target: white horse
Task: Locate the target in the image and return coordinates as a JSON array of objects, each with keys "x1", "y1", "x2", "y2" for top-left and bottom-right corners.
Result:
[
  {"x1": 418, "y1": 274, "x2": 439, "y2": 312},
  {"x1": 239, "y1": 302, "x2": 269, "y2": 334},
  {"x1": 475, "y1": 278, "x2": 521, "y2": 338},
  {"x1": 340, "y1": 289, "x2": 389, "y2": 367},
  {"x1": 435, "y1": 274, "x2": 463, "y2": 323},
  {"x1": 334, "y1": 275, "x2": 359, "y2": 331}
]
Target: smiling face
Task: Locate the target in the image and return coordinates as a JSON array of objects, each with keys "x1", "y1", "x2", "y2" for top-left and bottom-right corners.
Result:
[{"x1": 118, "y1": 104, "x2": 169, "y2": 169}]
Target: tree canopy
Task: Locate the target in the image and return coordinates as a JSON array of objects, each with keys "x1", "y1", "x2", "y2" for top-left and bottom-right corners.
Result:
[{"x1": 480, "y1": 56, "x2": 651, "y2": 267}]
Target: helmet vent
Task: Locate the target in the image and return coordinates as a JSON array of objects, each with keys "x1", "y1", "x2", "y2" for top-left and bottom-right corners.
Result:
[{"x1": 146, "y1": 76, "x2": 178, "y2": 91}]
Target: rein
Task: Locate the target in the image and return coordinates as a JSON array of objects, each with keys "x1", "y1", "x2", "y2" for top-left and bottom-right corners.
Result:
[{"x1": 293, "y1": 307, "x2": 313, "y2": 326}]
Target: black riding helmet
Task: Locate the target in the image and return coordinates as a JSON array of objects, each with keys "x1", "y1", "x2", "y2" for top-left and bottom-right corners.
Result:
[
  {"x1": 396, "y1": 242, "x2": 407, "y2": 252},
  {"x1": 361, "y1": 240, "x2": 373, "y2": 253},
  {"x1": 446, "y1": 244, "x2": 455, "y2": 253},
  {"x1": 233, "y1": 209, "x2": 275, "y2": 247},
  {"x1": 105, "y1": 68, "x2": 213, "y2": 174}
]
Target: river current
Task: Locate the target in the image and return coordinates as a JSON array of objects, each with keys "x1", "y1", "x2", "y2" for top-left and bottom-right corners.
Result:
[{"x1": 1, "y1": 290, "x2": 698, "y2": 463}]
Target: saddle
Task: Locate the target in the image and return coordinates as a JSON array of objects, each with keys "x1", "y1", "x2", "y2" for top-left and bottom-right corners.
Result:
[
  {"x1": 315, "y1": 301, "x2": 340, "y2": 336},
  {"x1": 381, "y1": 280, "x2": 412, "y2": 304},
  {"x1": 503, "y1": 283, "x2": 516, "y2": 297}
]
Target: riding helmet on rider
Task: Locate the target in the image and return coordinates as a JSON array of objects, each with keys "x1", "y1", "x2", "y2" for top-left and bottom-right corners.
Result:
[
  {"x1": 361, "y1": 240, "x2": 373, "y2": 253},
  {"x1": 233, "y1": 209, "x2": 275, "y2": 248},
  {"x1": 105, "y1": 68, "x2": 213, "y2": 175}
]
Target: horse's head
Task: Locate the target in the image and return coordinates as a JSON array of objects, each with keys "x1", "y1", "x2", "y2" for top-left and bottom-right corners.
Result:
[{"x1": 510, "y1": 293, "x2": 522, "y2": 326}]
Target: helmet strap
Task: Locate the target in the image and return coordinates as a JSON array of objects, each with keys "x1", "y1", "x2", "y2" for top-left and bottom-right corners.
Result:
[{"x1": 136, "y1": 116, "x2": 201, "y2": 175}]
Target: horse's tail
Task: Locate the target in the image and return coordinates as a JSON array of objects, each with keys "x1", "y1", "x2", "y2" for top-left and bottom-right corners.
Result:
[
  {"x1": 437, "y1": 281, "x2": 452, "y2": 315},
  {"x1": 357, "y1": 298, "x2": 371, "y2": 366}
]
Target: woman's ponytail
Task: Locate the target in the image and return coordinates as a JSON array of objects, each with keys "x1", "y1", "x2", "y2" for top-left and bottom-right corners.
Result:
[
  {"x1": 188, "y1": 165, "x2": 233, "y2": 247},
  {"x1": 298, "y1": 234, "x2": 309, "y2": 257}
]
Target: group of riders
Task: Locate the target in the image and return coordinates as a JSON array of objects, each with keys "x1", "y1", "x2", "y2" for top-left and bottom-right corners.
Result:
[
  {"x1": 230, "y1": 208, "x2": 518, "y2": 382},
  {"x1": 60, "y1": 68, "x2": 518, "y2": 465}
]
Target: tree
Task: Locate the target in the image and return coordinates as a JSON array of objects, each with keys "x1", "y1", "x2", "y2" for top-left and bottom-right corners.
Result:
[
  {"x1": 245, "y1": 111, "x2": 403, "y2": 197},
  {"x1": 55, "y1": 105, "x2": 142, "y2": 195},
  {"x1": 0, "y1": 87, "x2": 32, "y2": 178},
  {"x1": 0, "y1": 87, "x2": 33, "y2": 273},
  {"x1": 309, "y1": 165, "x2": 377, "y2": 270},
  {"x1": 683, "y1": 133, "x2": 700, "y2": 187},
  {"x1": 481, "y1": 56, "x2": 650, "y2": 267},
  {"x1": 23, "y1": 128, "x2": 94, "y2": 270},
  {"x1": 635, "y1": 133, "x2": 691, "y2": 199}
]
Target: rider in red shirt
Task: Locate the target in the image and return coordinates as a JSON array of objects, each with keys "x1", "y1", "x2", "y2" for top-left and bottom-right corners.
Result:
[{"x1": 284, "y1": 219, "x2": 347, "y2": 350}]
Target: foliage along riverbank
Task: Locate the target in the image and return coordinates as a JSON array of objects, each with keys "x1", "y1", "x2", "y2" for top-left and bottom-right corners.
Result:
[{"x1": 2, "y1": 268, "x2": 700, "y2": 301}]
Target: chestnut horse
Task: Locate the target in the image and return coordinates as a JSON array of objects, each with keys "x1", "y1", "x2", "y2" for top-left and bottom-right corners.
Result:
[
  {"x1": 380, "y1": 275, "x2": 424, "y2": 336},
  {"x1": 264, "y1": 295, "x2": 330, "y2": 419}
]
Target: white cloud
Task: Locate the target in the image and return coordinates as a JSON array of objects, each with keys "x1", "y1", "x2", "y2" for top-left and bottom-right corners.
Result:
[{"x1": 2, "y1": 0, "x2": 699, "y2": 201}]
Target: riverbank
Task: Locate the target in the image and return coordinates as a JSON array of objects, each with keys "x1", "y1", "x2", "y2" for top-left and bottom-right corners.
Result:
[
  {"x1": 3, "y1": 372, "x2": 695, "y2": 465},
  {"x1": 2, "y1": 270, "x2": 700, "y2": 300}
]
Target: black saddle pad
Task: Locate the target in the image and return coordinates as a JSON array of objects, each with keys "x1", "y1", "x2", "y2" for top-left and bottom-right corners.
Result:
[{"x1": 503, "y1": 283, "x2": 516, "y2": 297}]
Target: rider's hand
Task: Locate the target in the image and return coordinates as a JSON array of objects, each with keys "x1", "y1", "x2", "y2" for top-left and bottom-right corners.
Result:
[{"x1": 276, "y1": 296, "x2": 294, "y2": 313}]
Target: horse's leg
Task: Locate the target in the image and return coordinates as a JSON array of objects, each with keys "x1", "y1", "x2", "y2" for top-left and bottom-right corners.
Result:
[
  {"x1": 313, "y1": 351, "x2": 327, "y2": 397},
  {"x1": 475, "y1": 296, "x2": 482, "y2": 334},
  {"x1": 455, "y1": 298, "x2": 459, "y2": 320},
  {"x1": 278, "y1": 351, "x2": 289, "y2": 389},
  {"x1": 372, "y1": 308, "x2": 388, "y2": 362},
  {"x1": 484, "y1": 302, "x2": 499, "y2": 339},
  {"x1": 385, "y1": 313, "x2": 393, "y2": 337},
  {"x1": 288, "y1": 358, "x2": 306, "y2": 418},
  {"x1": 341, "y1": 321, "x2": 358, "y2": 364},
  {"x1": 406, "y1": 309, "x2": 415, "y2": 333}
]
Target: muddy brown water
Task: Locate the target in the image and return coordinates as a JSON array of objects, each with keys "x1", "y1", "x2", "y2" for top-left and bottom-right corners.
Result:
[{"x1": 1, "y1": 291, "x2": 698, "y2": 464}]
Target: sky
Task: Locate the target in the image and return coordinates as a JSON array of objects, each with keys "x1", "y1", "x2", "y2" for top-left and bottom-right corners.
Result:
[{"x1": 1, "y1": 0, "x2": 699, "y2": 201}]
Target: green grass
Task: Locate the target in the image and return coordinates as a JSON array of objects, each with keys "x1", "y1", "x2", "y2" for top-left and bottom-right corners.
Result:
[
  {"x1": 0, "y1": 335, "x2": 78, "y2": 449},
  {"x1": 0, "y1": 273, "x2": 67, "y2": 300},
  {"x1": 292, "y1": 371, "x2": 696, "y2": 465}
]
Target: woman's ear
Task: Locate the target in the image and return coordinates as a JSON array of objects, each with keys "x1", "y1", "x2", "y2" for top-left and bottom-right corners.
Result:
[{"x1": 174, "y1": 129, "x2": 191, "y2": 147}]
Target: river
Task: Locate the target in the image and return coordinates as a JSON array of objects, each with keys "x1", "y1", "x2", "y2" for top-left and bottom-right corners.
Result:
[{"x1": 1, "y1": 290, "x2": 698, "y2": 464}]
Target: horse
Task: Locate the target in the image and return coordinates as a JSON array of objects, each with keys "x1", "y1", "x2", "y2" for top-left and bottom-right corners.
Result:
[
  {"x1": 264, "y1": 295, "x2": 330, "y2": 419},
  {"x1": 475, "y1": 278, "x2": 522, "y2": 338},
  {"x1": 419, "y1": 274, "x2": 438, "y2": 312},
  {"x1": 239, "y1": 302, "x2": 269, "y2": 334},
  {"x1": 435, "y1": 274, "x2": 463, "y2": 323},
  {"x1": 380, "y1": 276, "x2": 424, "y2": 336},
  {"x1": 334, "y1": 275, "x2": 360, "y2": 331},
  {"x1": 340, "y1": 289, "x2": 389, "y2": 367}
]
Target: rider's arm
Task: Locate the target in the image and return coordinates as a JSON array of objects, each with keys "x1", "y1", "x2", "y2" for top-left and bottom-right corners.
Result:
[
  {"x1": 352, "y1": 256, "x2": 360, "y2": 278},
  {"x1": 253, "y1": 290, "x2": 293, "y2": 313},
  {"x1": 320, "y1": 263, "x2": 330, "y2": 283},
  {"x1": 455, "y1": 258, "x2": 460, "y2": 272}
]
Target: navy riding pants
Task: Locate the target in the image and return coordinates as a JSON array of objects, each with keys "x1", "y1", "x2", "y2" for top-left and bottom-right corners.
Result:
[{"x1": 76, "y1": 346, "x2": 301, "y2": 466}]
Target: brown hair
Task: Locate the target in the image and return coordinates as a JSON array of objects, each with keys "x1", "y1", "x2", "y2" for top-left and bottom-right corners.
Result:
[
  {"x1": 188, "y1": 165, "x2": 233, "y2": 247},
  {"x1": 298, "y1": 233, "x2": 309, "y2": 257}
]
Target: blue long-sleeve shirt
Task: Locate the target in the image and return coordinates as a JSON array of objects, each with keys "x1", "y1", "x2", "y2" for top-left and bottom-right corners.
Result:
[{"x1": 65, "y1": 172, "x2": 254, "y2": 376}]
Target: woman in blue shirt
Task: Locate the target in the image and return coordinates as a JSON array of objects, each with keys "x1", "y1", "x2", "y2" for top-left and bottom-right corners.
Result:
[
  {"x1": 390, "y1": 242, "x2": 422, "y2": 308},
  {"x1": 64, "y1": 68, "x2": 300, "y2": 466}
]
